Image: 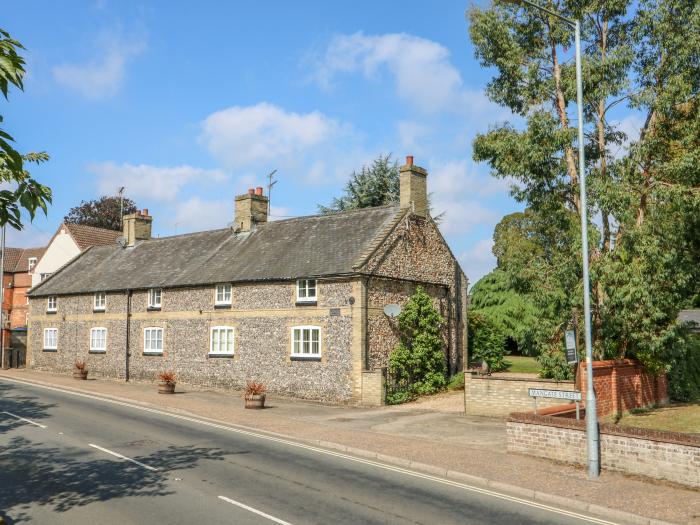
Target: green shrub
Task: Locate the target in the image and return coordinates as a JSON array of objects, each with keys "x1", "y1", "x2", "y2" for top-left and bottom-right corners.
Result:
[
  {"x1": 387, "y1": 286, "x2": 447, "y2": 403},
  {"x1": 537, "y1": 346, "x2": 573, "y2": 380},
  {"x1": 667, "y1": 335, "x2": 700, "y2": 402},
  {"x1": 468, "y1": 312, "x2": 508, "y2": 372},
  {"x1": 447, "y1": 372, "x2": 465, "y2": 390}
]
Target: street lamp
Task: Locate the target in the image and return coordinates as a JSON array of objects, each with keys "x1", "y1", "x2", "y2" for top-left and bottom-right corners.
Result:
[{"x1": 509, "y1": 0, "x2": 600, "y2": 478}]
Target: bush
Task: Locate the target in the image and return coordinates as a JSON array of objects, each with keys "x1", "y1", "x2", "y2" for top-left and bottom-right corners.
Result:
[
  {"x1": 447, "y1": 372, "x2": 465, "y2": 390},
  {"x1": 537, "y1": 346, "x2": 573, "y2": 380},
  {"x1": 468, "y1": 312, "x2": 508, "y2": 372},
  {"x1": 387, "y1": 286, "x2": 447, "y2": 404},
  {"x1": 667, "y1": 335, "x2": 700, "y2": 402}
]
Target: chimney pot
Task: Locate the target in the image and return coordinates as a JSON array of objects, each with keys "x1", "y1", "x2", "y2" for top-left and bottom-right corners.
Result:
[
  {"x1": 142, "y1": 208, "x2": 149, "y2": 216},
  {"x1": 248, "y1": 188, "x2": 255, "y2": 195},
  {"x1": 406, "y1": 155, "x2": 414, "y2": 166},
  {"x1": 255, "y1": 187, "x2": 263, "y2": 196}
]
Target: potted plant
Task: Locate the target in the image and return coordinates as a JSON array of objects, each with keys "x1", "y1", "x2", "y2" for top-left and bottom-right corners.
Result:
[
  {"x1": 158, "y1": 371, "x2": 176, "y2": 394},
  {"x1": 244, "y1": 380, "x2": 266, "y2": 409},
  {"x1": 73, "y1": 360, "x2": 88, "y2": 380}
]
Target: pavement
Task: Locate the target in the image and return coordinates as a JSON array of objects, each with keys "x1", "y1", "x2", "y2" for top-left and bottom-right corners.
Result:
[{"x1": 1, "y1": 368, "x2": 698, "y2": 524}]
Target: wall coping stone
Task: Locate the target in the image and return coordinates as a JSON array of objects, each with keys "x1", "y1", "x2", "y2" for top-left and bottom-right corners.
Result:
[
  {"x1": 508, "y1": 411, "x2": 700, "y2": 448},
  {"x1": 466, "y1": 373, "x2": 574, "y2": 385}
]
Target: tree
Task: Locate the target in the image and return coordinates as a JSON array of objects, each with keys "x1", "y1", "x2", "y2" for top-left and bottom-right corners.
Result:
[
  {"x1": 64, "y1": 196, "x2": 138, "y2": 231},
  {"x1": 318, "y1": 154, "x2": 399, "y2": 214},
  {"x1": 386, "y1": 286, "x2": 447, "y2": 403},
  {"x1": 0, "y1": 28, "x2": 52, "y2": 229},
  {"x1": 468, "y1": 0, "x2": 700, "y2": 374}
]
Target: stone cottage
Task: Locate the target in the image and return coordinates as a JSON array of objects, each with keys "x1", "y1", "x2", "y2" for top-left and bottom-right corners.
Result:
[{"x1": 27, "y1": 157, "x2": 468, "y2": 405}]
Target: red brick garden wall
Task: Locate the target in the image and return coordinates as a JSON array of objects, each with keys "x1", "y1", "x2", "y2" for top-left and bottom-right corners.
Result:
[{"x1": 577, "y1": 360, "x2": 668, "y2": 417}]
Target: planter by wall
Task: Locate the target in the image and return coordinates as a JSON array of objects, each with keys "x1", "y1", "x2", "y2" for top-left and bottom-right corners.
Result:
[
  {"x1": 245, "y1": 394, "x2": 265, "y2": 409},
  {"x1": 73, "y1": 370, "x2": 88, "y2": 380},
  {"x1": 158, "y1": 382, "x2": 176, "y2": 394}
]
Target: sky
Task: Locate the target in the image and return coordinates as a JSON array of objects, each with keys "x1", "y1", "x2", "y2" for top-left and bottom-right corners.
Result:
[{"x1": 3, "y1": 0, "x2": 529, "y2": 284}]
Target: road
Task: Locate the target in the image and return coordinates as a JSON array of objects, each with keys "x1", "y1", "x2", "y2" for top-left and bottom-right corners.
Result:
[{"x1": 0, "y1": 378, "x2": 615, "y2": 525}]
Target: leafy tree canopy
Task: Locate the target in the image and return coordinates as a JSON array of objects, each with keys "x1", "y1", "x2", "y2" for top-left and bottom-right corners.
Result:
[
  {"x1": 64, "y1": 196, "x2": 138, "y2": 231},
  {"x1": 0, "y1": 28, "x2": 52, "y2": 229}
]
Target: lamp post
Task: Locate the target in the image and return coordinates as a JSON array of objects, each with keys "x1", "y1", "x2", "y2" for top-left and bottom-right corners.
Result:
[{"x1": 510, "y1": 0, "x2": 600, "y2": 478}]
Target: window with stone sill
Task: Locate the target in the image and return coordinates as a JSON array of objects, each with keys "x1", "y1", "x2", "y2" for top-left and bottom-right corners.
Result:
[
  {"x1": 215, "y1": 284, "x2": 232, "y2": 306},
  {"x1": 148, "y1": 289, "x2": 162, "y2": 309},
  {"x1": 94, "y1": 292, "x2": 106, "y2": 311},
  {"x1": 210, "y1": 326, "x2": 234, "y2": 356},
  {"x1": 296, "y1": 279, "x2": 317, "y2": 303},
  {"x1": 90, "y1": 327, "x2": 107, "y2": 352},
  {"x1": 47, "y1": 296, "x2": 57, "y2": 312},
  {"x1": 44, "y1": 328, "x2": 58, "y2": 350},
  {"x1": 291, "y1": 326, "x2": 321, "y2": 358},
  {"x1": 144, "y1": 327, "x2": 163, "y2": 354}
]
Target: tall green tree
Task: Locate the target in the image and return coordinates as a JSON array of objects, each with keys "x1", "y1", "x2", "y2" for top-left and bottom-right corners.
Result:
[
  {"x1": 0, "y1": 28, "x2": 51, "y2": 229},
  {"x1": 468, "y1": 0, "x2": 700, "y2": 374},
  {"x1": 65, "y1": 195, "x2": 138, "y2": 231},
  {"x1": 318, "y1": 154, "x2": 399, "y2": 213}
]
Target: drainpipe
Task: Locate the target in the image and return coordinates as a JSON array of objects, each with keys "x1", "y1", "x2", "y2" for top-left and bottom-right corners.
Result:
[
  {"x1": 125, "y1": 289, "x2": 132, "y2": 381},
  {"x1": 364, "y1": 276, "x2": 370, "y2": 371}
]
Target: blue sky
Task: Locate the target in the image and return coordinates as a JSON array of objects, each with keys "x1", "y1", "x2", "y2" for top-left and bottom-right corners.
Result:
[{"x1": 4, "y1": 0, "x2": 528, "y2": 283}]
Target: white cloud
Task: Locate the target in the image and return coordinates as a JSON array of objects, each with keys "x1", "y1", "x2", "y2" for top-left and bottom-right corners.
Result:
[
  {"x1": 459, "y1": 238, "x2": 496, "y2": 286},
  {"x1": 53, "y1": 31, "x2": 145, "y2": 99},
  {"x1": 171, "y1": 197, "x2": 231, "y2": 233},
  {"x1": 201, "y1": 103, "x2": 343, "y2": 169},
  {"x1": 397, "y1": 121, "x2": 430, "y2": 155},
  {"x1": 89, "y1": 162, "x2": 226, "y2": 202},
  {"x1": 313, "y1": 32, "x2": 499, "y2": 116},
  {"x1": 610, "y1": 113, "x2": 645, "y2": 159}
]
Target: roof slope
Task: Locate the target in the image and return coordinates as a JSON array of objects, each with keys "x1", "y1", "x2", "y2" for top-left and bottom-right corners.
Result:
[
  {"x1": 64, "y1": 223, "x2": 121, "y2": 250},
  {"x1": 30, "y1": 206, "x2": 402, "y2": 296},
  {"x1": 2, "y1": 247, "x2": 47, "y2": 273}
]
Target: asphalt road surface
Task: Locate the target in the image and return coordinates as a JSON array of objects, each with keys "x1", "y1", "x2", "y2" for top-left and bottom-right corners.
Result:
[{"x1": 0, "y1": 378, "x2": 616, "y2": 525}]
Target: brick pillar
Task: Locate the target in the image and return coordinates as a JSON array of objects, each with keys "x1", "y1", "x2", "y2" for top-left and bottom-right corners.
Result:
[{"x1": 611, "y1": 365, "x2": 620, "y2": 417}]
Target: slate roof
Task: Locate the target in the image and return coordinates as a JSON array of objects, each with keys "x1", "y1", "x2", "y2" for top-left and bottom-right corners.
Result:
[
  {"x1": 29, "y1": 206, "x2": 404, "y2": 296},
  {"x1": 2, "y1": 247, "x2": 46, "y2": 273},
  {"x1": 63, "y1": 223, "x2": 121, "y2": 250},
  {"x1": 678, "y1": 309, "x2": 700, "y2": 332}
]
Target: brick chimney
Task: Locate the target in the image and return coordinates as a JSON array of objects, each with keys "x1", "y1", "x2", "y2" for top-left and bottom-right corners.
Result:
[
  {"x1": 399, "y1": 155, "x2": 428, "y2": 217},
  {"x1": 122, "y1": 209, "x2": 153, "y2": 247},
  {"x1": 234, "y1": 188, "x2": 269, "y2": 232}
]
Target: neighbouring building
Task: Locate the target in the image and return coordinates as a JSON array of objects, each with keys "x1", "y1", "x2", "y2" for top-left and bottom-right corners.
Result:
[
  {"x1": 27, "y1": 157, "x2": 468, "y2": 405},
  {"x1": 1, "y1": 246, "x2": 46, "y2": 368},
  {"x1": 31, "y1": 222, "x2": 122, "y2": 287},
  {"x1": 678, "y1": 309, "x2": 700, "y2": 333}
]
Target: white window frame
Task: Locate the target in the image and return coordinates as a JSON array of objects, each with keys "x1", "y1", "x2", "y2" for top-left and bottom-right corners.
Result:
[
  {"x1": 47, "y1": 296, "x2": 57, "y2": 312},
  {"x1": 94, "y1": 292, "x2": 106, "y2": 311},
  {"x1": 143, "y1": 327, "x2": 164, "y2": 354},
  {"x1": 290, "y1": 326, "x2": 321, "y2": 358},
  {"x1": 296, "y1": 279, "x2": 317, "y2": 302},
  {"x1": 43, "y1": 328, "x2": 58, "y2": 350},
  {"x1": 148, "y1": 289, "x2": 162, "y2": 309},
  {"x1": 90, "y1": 327, "x2": 107, "y2": 352},
  {"x1": 28, "y1": 257, "x2": 37, "y2": 271},
  {"x1": 209, "y1": 326, "x2": 235, "y2": 356},
  {"x1": 215, "y1": 284, "x2": 232, "y2": 306}
]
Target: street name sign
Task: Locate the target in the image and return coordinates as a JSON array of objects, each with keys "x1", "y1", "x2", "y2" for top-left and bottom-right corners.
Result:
[{"x1": 528, "y1": 388, "x2": 582, "y2": 401}]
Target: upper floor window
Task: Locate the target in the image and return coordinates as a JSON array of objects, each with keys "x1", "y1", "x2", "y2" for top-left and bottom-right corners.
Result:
[
  {"x1": 144, "y1": 327, "x2": 163, "y2": 354},
  {"x1": 94, "y1": 292, "x2": 106, "y2": 311},
  {"x1": 44, "y1": 328, "x2": 58, "y2": 350},
  {"x1": 47, "y1": 296, "x2": 57, "y2": 312},
  {"x1": 296, "y1": 279, "x2": 317, "y2": 303},
  {"x1": 148, "y1": 289, "x2": 162, "y2": 309},
  {"x1": 90, "y1": 327, "x2": 107, "y2": 352},
  {"x1": 28, "y1": 257, "x2": 37, "y2": 271},
  {"x1": 215, "y1": 284, "x2": 232, "y2": 305},
  {"x1": 291, "y1": 326, "x2": 321, "y2": 358},
  {"x1": 210, "y1": 326, "x2": 234, "y2": 356}
]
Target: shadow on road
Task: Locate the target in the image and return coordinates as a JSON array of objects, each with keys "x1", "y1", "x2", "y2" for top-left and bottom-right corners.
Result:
[
  {"x1": 0, "y1": 435, "x2": 229, "y2": 520},
  {"x1": 0, "y1": 381, "x2": 57, "y2": 433}
]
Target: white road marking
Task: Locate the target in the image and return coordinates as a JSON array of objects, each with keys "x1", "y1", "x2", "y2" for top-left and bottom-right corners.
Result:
[
  {"x1": 2, "y1": 410, "x2": 47, "y2": 428},
  {"x1": 218, "y1": 496, "x2": 293, "y2": 525},
  {"x1": 89, "y1": 443, "x2": 159, "y2": 471},
  {"x1": 1, "y1": 376, "x2": 617, "y2": 524}
]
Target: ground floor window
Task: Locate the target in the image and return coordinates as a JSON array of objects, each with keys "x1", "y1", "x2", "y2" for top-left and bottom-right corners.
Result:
[
  {"x1": 210, "y1": 326, "x2": 234, "y2": 355},
  {"x1": 44, "y1": 328, "x2": 58, "y2": 350},
  {"x1": 144, "y1": 327, "x2": 163, "y2": 354},
  {"x1": 90, "y1": 327, "x2": 107, "y2": 352},
  {"x1": 291, "y1": 326, "x2": 321, "y2": 358}
]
